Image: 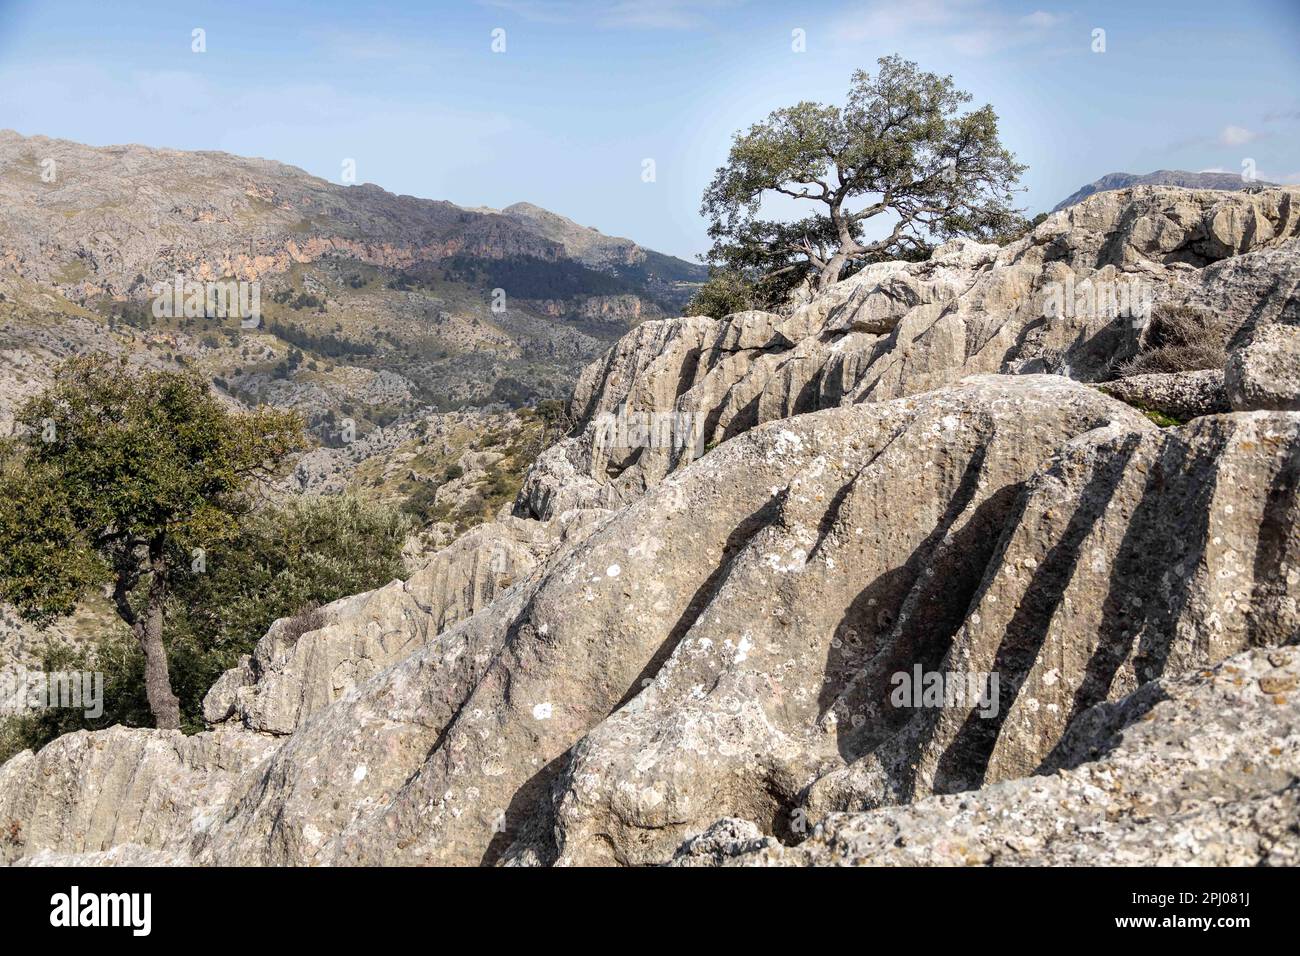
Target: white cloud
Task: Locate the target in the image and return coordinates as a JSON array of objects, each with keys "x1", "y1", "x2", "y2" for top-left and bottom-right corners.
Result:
[
  {"x1": 1219, "y1": 125, "x2": 1257, "y2": 146},
  {"x1": 832, "y1": 0, "x2": 1069, "y2": 57},
  {"x1": 1020, "y1": 10, "x2": 1066, "y2": 28},
  {"x1": 303, "y1": 28, "x2": 435, "y2": 62}
]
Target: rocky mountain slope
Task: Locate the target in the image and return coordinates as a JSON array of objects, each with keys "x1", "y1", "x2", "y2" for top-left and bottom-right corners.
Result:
[
  {"x1": 0, "y1": 130, "x2": 704, "y2": 434},
  {"x1": 1, "y1": 185, "x2": 1297, "y2": 867},
  {"x1": 1052, "y1": 169, "x2": 1275, "y2": 212}
]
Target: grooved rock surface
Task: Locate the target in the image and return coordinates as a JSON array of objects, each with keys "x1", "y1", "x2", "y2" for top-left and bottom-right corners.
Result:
[
  {"x1": 3, "y1": 377, "x2": 1296, "y2": 867},
  {"x1": 202, "y1": 511, "x2": 607, "y2": 735},
  {"x1": 2, "y1": 186, "x2": 1299, "y2": 868},
  {"x1": 675, "y1": 644, "x2": 1300, "y2": 866},
  {"x1": 0, "y1": 728, "x2": 275, "y2": 864},
  {"x1": 1226, "y1": 323, "x2": 1300, "y2": 412},
  {"x1": 519, "y1": 186, "x2": 1300, "y2": 521}
]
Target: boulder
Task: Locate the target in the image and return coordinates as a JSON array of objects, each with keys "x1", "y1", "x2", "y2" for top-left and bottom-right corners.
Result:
[
  {"x1": 677, "y1": 645, "x2": 1300, "y2": 866},
  {"x1": 1226, "y1": 323, "x2": 1300, "y2": 411},
  {"x1": 1099, "y1": 368, "x2": 1229, "y2": 421}
]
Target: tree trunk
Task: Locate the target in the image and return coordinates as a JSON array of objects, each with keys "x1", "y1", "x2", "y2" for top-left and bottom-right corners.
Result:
[
  {"x1": 111, "y1": 550, "x2": 181, "y2": 730},
  {"x1": 817, "y1": 251, "x2": 851, "y2": 291},
  {"x1": 816, "y1": 196, "x2": 855, "y2": 291},
  {"x1": 137, "y1": 592, "x2": 181, "y2": 730}
]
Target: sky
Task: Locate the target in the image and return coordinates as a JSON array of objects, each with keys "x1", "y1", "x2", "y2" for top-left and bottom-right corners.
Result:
[{"x1": 0, "y1": 0, "x2": 1297, "y2": 260}]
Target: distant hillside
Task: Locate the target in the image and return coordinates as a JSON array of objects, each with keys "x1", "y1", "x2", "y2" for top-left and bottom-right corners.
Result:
[
  {"x1": 1052, "y1": 169, "x2": 1275, "y2": 212},
  {"x1": 0, "y1": 130, "x2": 705, "y2": 434}
]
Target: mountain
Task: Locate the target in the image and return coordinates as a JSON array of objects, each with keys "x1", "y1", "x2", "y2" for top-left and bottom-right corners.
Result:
[
  {"x1": 1052, "y1": 168, "x2": 1276, "y2": 212},
  {"x1": 4, "y1": 184, "x2": 1297, "y2": 866},
  {"x1": 0, "y1": 130, "x2": 704, "y2": 433}
]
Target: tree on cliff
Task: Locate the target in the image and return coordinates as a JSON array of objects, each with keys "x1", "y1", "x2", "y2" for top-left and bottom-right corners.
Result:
[
  {"x1": 0, "y1": 357, "x2": 305, "y2": 729},
  {"x1": 698, "y1": 55, "x2": 1026, "y2": 310}
]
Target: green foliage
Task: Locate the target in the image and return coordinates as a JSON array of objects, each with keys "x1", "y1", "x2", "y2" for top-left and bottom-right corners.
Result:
[
  {"x1": 0, "y1": 494, "x2": 411, "y2": 752},
  {"x1": 1141, "y1": 408, "x2": 1185, "y2": 428},
  {"x1": 399, "y1": 481, "x2": 446, "y2": 524},
  {"x1": 440, "y1": 255, "x2": 631, "y2": 300},
  {"x1": 162, "y1": 495, "x2": 410, "y2": 721},
  {"x1": 266, "y1": 321, "x2": 375, "y2": 358},
  {"x1": 0, "y1": 355, "x2": 307, "y2": 727},
  {"x1": 686, "y1": 267, "x2": 760, "y2": 319},
  {"x1": 701, "y1": 55, "x2": 1026, "y2": 296},
  {"x1": 0, "y1": 458, "x2": 105, "y2": 627},
  {"x1": 0, "y1": 357, "x2": 307, "y2": 615},
  {"x1": 0, "y1": 639, "x2": 140, "y2": 764},
  {"x1": 490, "y1": 375, "x2": 538, "y2": 407},
  {"x1": 533, "y1": 399, "x2": 567, "y2": 427}
]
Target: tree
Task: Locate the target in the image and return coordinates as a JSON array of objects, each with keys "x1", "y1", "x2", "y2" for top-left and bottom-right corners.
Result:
[
  {"x1": 1, "y1": 495, "x2": 411, "y2": 757},
  {"x1": 0, "y1": 357, "x2": 305, "y2": 729},
  {"x1": 701, "y1": 55, "x2": 1026, "y2": 300}
]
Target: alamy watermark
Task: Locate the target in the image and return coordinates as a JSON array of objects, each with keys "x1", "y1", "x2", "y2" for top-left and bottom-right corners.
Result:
[
  {"x1": 0, "y1": 668, "x2": 104, "y2": 719},
  {"x1": 151, "y1": 276, "x2": 262, "y2": 328},
  {"x1": 591, "y1": 406, "x2": 707, "y2": 459},
  {"x1": 890, "y1": 665, "x2": 1000, "y2": 719},
  {"x1": 50, "y1": 886, "x2": 151, "y2": 936},
  {"x1": 1041, "y1": 275, "x2": 1153, "y2": 328}
]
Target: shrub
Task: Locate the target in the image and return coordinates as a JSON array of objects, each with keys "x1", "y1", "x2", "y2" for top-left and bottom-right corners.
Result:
[
  {"x1": 1117, "y1": 304, "x2": 1230, "y2": 377},
  {"x1": 686, "y1": 269, "x2": 759, "y2": 319},
  {"x1": 281, "y1": 602, "x2": 326, "y2": 643}
]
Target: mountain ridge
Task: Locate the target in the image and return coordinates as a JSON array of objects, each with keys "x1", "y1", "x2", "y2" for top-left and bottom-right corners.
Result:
[
  {"x1": 0, "y1": 129, "x2": 703, "y2": 282},
  {"x1": 0, "y1": 130, "x2": 705, "y2": 444},
  {"x1": 1052, "y1": 168, "x2": 1275, "y2": 212}
]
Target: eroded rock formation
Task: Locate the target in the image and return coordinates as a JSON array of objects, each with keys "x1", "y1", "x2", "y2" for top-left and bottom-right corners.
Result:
[{"x1": 1, "y1": 185, "x2": 1297, "y2": 867}]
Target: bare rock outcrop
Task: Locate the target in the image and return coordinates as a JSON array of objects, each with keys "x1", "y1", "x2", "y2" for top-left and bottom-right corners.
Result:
[
  {"x1": 4, "y1": 373, "x2": 1297, "y2": 867},
  {"x1": 676, "y1": 644, "x2": 1300, "y2": 867},
  {"x1": 0, "y1": 727, "x2": 275, "y2": 864},
  {"x1": 2, "y1": 186, "x2": 1298, "y2": 868},
  {"x1": 519, "y1": 186, "x2": 1300, "y2": 521},
  {"x1": 1226, "y1": 323, "x2": 1300, "y2": 412},
  {"x1": 202, "y1": 511, "x2": 606, "y2": 735}
]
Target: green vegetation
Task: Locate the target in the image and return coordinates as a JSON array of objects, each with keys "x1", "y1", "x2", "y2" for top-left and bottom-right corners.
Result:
[
  {"x1": 699, "y1": 55, "x2": 1026, "y2": 311},
  {"x1": 0, "y1": 357, "x2": 306, "y2": 728},
  {"x1": 266, "y1": 320, "x2": 376, "y2": 358},
  {"x1": 0, "y1": 494, "x2": 411, "y2": 757},
  {"x1": 686, "y1": 268, "x2": 762, "y2": 319},
  {"x1": 1141, "y1": 408, "x2": 1185, "y2": 428}
]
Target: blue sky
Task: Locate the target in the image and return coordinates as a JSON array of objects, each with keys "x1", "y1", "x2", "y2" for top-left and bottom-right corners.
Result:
[{"x1": 0, "y1": 0, "x2": 1297, "y2": 259}]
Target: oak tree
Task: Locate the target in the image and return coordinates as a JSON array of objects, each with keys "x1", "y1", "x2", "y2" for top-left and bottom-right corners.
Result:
[
  {"x1": 0, "y1": 357, "x2": 305, "y2": 728},
  {"x1": 701, "y1": 56, "x2": 1026, "y2": 302}
]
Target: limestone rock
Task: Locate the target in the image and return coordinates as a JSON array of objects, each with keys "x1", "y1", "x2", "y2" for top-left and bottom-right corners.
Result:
[
  {"x1": 1099, "y1": 369, "x2": 1229, "y2": 421},
  {"x1": 202, "y1": 512, "x2": 605, "y2": 735},
  {"x1": 683, "y1": 645, "x2": 1300, "y2": 866},
  {"x1": 3, "y1": 186, "x2": 1299, "y2": 870},
  {"x1": 518, "y1": 187, "x2": 1300, "y2": 521},
  {"x1": 12, "y1": 374, "x2": 1297, "y2": 867},
  {"x1": 1226, "y1": 323, "x2": 1300, "y2": 411},
  {"x1": 0, "y1": 727, "x2": 275, "y2": 865}
]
